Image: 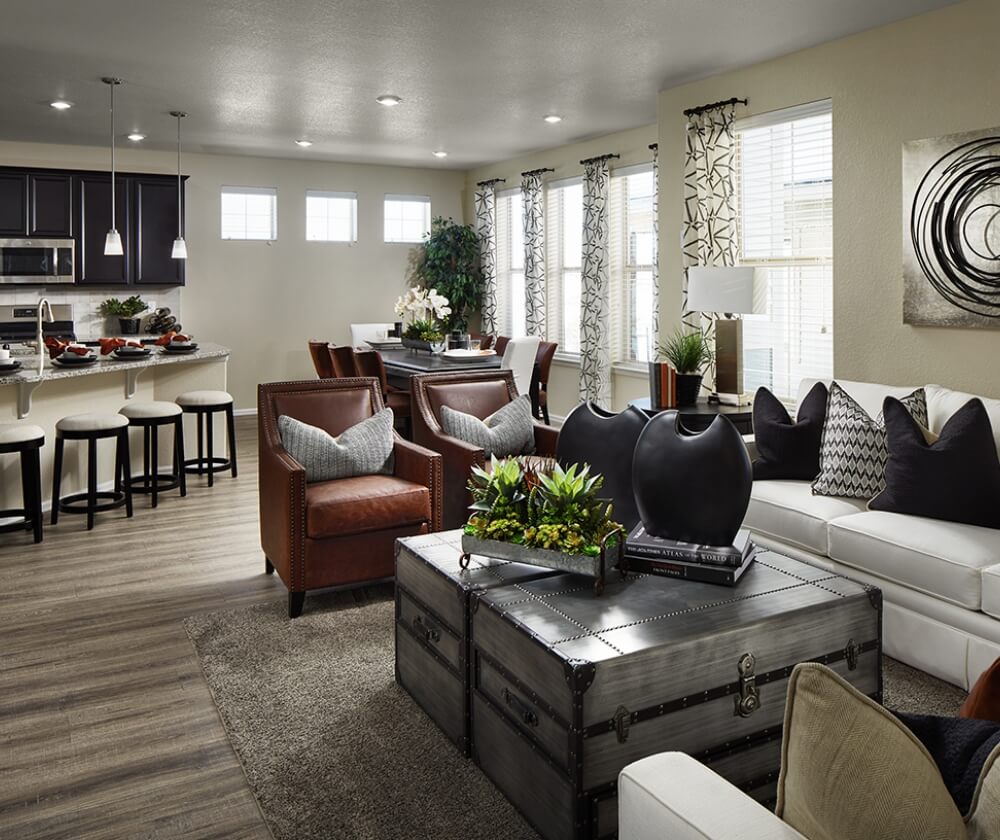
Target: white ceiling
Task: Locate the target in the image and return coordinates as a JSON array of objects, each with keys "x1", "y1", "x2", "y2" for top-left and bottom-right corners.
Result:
[{"x1": 0, "y1": 0, "x2": 956, "y2": 169}]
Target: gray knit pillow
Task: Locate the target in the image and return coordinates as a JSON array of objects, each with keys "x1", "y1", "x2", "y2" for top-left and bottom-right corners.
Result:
[
  {"x1": 439, "y1": 395, "x2": 535, "y2": 458},
  {"x1": 278, "y1": 409, "x2": 394, "y2": 481}
]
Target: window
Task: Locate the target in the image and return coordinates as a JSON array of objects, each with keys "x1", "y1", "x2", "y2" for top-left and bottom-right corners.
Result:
[
  {"x1": 736, "y1": 100, "x2": 833, "y2": 401},
  {"x1": 495, "y1": 188, "x2": 525, "y2": 337},
  {"x1": 546, "y1": 178, "x2": 584, "y2": 354},
  {"x1": 610, "y1": 165, "x2": 656, "y2": 363},
  {"x1": 306, "y1": 191, "x2": 357, "y2": 242},
  {"x1": 221, "y1": 186, "x2": 277, "y2": 240},
  {"x1": 384, "y1": 194, "x2": 431, "y2": 243}
]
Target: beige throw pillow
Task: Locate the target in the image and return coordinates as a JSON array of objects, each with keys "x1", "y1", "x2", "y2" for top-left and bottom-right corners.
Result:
[
  {"x1": 968, "y1": 743, "x2": 1000, "y2": 840},
  {"x1": 776, "y1": 662, "x2": 966, "y2": 840}
]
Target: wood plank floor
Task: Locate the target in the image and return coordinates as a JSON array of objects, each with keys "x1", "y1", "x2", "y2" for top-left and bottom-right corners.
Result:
[{"x1": 0, "y1": 415, "x2": 279, "y2": 839}]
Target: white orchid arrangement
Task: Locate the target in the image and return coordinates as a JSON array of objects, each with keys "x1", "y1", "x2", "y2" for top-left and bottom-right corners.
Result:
[{"x1": 394, "y1": 287, "x2": 451, "y2": 341}]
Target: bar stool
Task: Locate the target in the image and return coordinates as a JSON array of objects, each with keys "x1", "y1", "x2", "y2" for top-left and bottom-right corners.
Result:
[
  {"x1": 0, "y1": 424, "x2": 44, "y2": 543},
  {"x1": 52, "y1": 413, "x2": 133, "y2": 531},
  {"x1": 120, "y1": 401, "x2": 186, "y2": 508},
  {"x1": 175, "y1": 390, "x2": 237, "y2": 487}
]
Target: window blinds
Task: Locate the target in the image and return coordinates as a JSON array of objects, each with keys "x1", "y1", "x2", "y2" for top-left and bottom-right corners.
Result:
[
  {"x1": 495, "y1": 188, "x2": 525, "y2": 337},
  {"x1": 545, "y1": 178, "x2": 583, "y2": 353}
]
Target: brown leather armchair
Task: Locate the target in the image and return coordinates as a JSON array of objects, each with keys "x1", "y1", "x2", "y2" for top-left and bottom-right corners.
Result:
[
  {"x1": 411, "y1": 369, "x2": 559, "y2": 530},
  {"x1": 258, "y1": 377, "x2": 442, "y2": 617}
]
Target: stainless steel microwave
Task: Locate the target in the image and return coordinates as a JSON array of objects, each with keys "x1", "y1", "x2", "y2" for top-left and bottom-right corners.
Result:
[{"x1": 0, "y1": 238, "x2": 75, "y2": 284}]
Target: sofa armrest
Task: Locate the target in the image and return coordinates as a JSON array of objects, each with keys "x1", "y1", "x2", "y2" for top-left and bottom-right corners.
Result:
[
  {"x1": 258, "y1": 442, "x2": 307, "y2": 590},
  {"x1": 618, "y1": 753, "x2": 806, "y2": 840},
  {"x1": 393, "y1": 438, "x2": 443, "y2": 532},
  {"x1": 533, "y1": 423, "x2": 559, "y2": 456}
]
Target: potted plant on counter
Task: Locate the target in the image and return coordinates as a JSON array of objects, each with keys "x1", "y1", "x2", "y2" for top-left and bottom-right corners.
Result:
[
  {"x1": 394, "y1": 287, "x2": 451, "y2": 352},
  {"x1": 658, "y1": 328, "x2": 713, "y2": 407},
  {"x1": 99, "y1": 295, "x2": 148, "y2": 336}
]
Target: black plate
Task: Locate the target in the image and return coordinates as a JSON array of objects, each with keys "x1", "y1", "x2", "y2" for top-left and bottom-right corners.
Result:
[
  {"x1": 53, "y1": 356, "x2": 98, "y2": 367},
  {"x1": 112, "y1": 348, "x2": 152, "y2": 360},
  {"x1": 0, "y1": 360, "x2": 22, "y2": 372},
  {"x1": 161, "y1": 344, "x2": 198, "y2": 354}
]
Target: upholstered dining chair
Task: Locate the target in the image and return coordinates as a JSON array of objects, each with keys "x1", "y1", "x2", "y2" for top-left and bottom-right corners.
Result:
[
  {"x1": 329, "y1": 345, "x2": 359, "y2": 378},
  {"x1": 411, "y1": 369, "x2": 559, "y2": 530},
  {"x1": 535, "y1": 340, "x2": 558, "y2": 424},
  {"x1": 355, "y1": 349, "x2": 412, "y2": 438},
  {"x1": 493, "y1": 335, "x2": 510, "y2": 358},
  {"x1": 258, "y1": 377, "x2": 441, "y2": 617},
  {"x1": 308, "y1": 340, "x2": 335, "y2": 379},
  {"x1": 500, "y1": 336, "x2": 541, "y2": 397}
]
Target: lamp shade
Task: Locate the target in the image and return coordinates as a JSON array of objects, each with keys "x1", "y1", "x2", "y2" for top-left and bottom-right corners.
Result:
[
  {"x1": 171, "y1": 237, "x2": 188, "y2": 260},
  {"x1": 104, "y1": 229, "x2": 123, "y2": 256},
  {"x1": 687, "y1": 266, "x2": 756, "y2": 314}
]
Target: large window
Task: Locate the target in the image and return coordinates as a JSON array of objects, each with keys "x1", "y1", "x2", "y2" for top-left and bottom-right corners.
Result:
[
  {"x1": 546, "y1": 178, "x2": 583, "y2": 354},
  {"x1": 495, "y1": 188, "x2": 525, "y2": 337},
  {"x1": 221, "y1": 186, "x2": 277, "y2": 241},
  {"x1": 384, "y1": 194, "x2": 431, "y2": 243},
  {"x1": 306, "y1": 190, "x2": 357, "y2": 242},
  {"x1": 610, "y1": 165, "x2": 656, "y2": 362},
  {"x1": 736, "y1": 100, "x2": 833, "y2": 400}
]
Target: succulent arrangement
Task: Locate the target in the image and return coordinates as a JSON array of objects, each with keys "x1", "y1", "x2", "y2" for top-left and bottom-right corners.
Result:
[{"x1": 464, "y1": 456, "x2": 621, "y2": 557}]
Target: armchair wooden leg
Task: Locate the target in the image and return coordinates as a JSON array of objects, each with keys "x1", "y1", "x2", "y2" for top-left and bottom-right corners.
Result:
[
  {"x1": 265, "y1": 557, "x2": 274, "y2": 574},
  {"x1": 288, "y1": 591, "x2": 305, "y2": 618}
]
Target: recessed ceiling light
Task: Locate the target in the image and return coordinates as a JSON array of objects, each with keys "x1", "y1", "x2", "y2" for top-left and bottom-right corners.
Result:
[
  {"x1": 543, "y1": 114, "x2": 563, "y2": 124},
  {"x1": 50, "y1": 100, "x2": 73, "y2": 110},
  {"x1": 432, "y1": 151, "x2": 448, "y2": 158},
  {"x1": 295, "y1": 139, "x2": 313, "y2": 147},
  {"x1": 127, "y1": 133, "x2": 145, "y2": 142},
  {"x1": 376, "y1": 94, "x2": 402, "y2": 107}
]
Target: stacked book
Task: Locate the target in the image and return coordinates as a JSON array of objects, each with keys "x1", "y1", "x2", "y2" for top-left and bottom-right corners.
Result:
[
  {"x1": 624, "y1": 523, "x2": 758, "y2": 585},
  {"x1": 647, "y1": 362, "x2": 677, "y2": 410}
]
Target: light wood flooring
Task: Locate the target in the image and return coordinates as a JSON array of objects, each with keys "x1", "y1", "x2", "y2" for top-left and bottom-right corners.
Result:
[{"x1": 0, "y1": 415, "x2": 279, "y2": 839}]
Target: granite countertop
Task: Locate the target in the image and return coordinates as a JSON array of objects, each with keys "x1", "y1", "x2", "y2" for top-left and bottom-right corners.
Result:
[{"x1": 0, "y1": 342, "x2": 230, "y2": 386}]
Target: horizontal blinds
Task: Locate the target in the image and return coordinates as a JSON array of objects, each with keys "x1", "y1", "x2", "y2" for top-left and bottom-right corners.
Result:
[
  {"x1": 546, "y1": 180, "x2": 583, "y2": 353},
  {"x1": 495, "y1": 189, "x2": 525, "y2": 337},
  {"x1": 737, "y1": 103, "x2": 833, "y2": 401}
]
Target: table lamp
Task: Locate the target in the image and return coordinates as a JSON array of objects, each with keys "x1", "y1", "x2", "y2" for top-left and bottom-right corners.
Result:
[{"x1": 687, "y1": 266, "x2": 758, "y2": 406}]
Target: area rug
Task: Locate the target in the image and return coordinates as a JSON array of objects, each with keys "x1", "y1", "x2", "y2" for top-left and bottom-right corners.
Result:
[{"x1": 184, "y1": 588, "x2": 966, "y2": 840}]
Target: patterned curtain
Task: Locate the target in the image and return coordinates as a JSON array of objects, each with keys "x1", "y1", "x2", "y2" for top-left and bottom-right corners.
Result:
[
  {"x1": 681, "y1": 104, "x2": 739, "y2": 383},
  {"x1": 474, "y1": 184, "x2": 498, "y2": 335},
  {"x1": 650, "y1": 143, "x2": 660, "y2": 349},
  {"x1": 521, "y1": 171, "x2": 546, "y2": 337},
  {"x1": 579, "y1": 158, "x2": 612, "y2": 406}
]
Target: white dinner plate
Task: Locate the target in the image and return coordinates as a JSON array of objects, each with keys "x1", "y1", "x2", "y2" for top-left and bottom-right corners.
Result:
[{"x1": 441, "y1": 349, "x2": 497, "y2": 359}]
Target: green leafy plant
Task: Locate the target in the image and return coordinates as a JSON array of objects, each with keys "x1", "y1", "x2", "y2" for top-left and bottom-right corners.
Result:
[
  {"x1": 415, "y1": 216, "x2": 481, "y2": 332},
  {"x1": 402, "y1": 319, "x2": 444, "y2": 342},
  {"x1": 658, "y1": 329, "x2": 713, "y2": 374},
  {"x1": 98, "y1": 295, "x2": 148, "y2": 318}
]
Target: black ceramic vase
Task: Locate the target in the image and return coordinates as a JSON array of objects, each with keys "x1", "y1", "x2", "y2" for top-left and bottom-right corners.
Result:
[
  {"x1": 632, "y1": 410, "x2": 752, "y2": 546},
  {"x1": 675, "y1": 373, "x2": 702, "y2": 406},
  {"x1": 556, "y1": 402, "x2": 649, "y2": 531}
]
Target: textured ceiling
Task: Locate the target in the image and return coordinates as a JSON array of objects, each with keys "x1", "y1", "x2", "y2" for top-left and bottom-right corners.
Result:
[{"x1": 0, "y1": 0, "x2": 957, "y2": 169}]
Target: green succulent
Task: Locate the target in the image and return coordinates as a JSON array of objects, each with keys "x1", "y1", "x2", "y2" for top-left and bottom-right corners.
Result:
[{"x1": 403, "y1": 319, "x2": 444, "y2": 342}]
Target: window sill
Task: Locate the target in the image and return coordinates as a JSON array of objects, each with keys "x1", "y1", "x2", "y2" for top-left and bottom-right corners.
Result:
[{"x1": 550, "y1": 354, "x2": 649, "y2": 380}]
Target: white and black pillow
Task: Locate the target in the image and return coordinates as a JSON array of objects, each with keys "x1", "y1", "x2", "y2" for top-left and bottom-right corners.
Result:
[
  {"x1": 278, "y1": 409, "x2": 394, "y2": 482},
  {"x1": 440, "y1": 395, "x2": 535, "y2": 458},
  {"x1": 812, "y1": 383, "x2": 927, "y2": 499},
  {"x1": 870, "y1": 397, "x2": 1000, "y2": 528},
  {"x1": 752, "y1": 383, "x2": 828, "y2": 481}
]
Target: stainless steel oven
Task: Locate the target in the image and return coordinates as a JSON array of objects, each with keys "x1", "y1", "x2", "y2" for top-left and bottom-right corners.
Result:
[{"x1": 0, "y1": 238, "x2": 75, "y2": 284}]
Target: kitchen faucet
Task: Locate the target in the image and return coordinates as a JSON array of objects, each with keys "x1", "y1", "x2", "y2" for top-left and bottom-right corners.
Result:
[{"x1": 36, "y1": 298, "x2": 53, "y2": 365}]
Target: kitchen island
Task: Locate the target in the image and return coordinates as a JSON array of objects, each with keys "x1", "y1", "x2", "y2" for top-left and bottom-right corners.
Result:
[{"x1": 0, "y1": 343, "x2": 230, "y2": 512}]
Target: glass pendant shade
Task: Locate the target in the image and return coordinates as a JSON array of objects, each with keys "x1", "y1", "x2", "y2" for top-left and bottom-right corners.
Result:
[
  {"x1": 171, "y1": 110, "x2": 188, "y2": 260},
  {"x1": 104, "y1": 229, "x2": 123, "y2": 256},
  {"x1": 171, "y1": 237, "x2": 188, "y2": 260}
]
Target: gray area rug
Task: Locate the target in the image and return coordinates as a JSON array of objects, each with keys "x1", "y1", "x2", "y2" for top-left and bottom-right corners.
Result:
[{"x1": 185, "y1": 588, "x2": 966, "y2": 840}]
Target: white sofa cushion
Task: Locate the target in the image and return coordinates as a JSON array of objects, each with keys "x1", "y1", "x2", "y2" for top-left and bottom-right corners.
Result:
[
  {"x1": 983, "y1": 565, "x2": 1000, "y2": 621},
  {"x1": 829, "y1": 511, "x2": 1000, "y2": 610},
  {"x1": 797, "y1": 378, "x2": 919, "y2": 420},
  {"x1": 926, "y1": 384, "x2": 1000, "y2": 456},
  {"x1": 746, "y1": 480, "x2": 866, "y2": 556}
]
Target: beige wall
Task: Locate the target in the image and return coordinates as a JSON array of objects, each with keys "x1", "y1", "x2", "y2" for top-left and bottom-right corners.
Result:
[
  {"x1": 658, "y1": 0, "x2": 1000, "y2": 398},
  {"x1": 0, "y1": 141, "x2": 466, "y2": 409}
]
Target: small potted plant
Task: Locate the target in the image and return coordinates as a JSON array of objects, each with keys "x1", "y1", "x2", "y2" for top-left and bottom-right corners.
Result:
[
  {"x1": 394, "y1": 287, "x2": 451, "y2": 352},
  {"x1": 460, "y1": 457, "x2": 624, "y2": 594},
  {"x1": 99, "y1": 295, "x2": 148, "y2": 336},
  {"x1": 658, "y1": 329, "x2": 713, "y2": 406}
]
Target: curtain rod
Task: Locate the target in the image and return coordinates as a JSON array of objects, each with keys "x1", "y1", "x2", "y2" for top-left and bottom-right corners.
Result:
[
  {"x1": 579, "y1": 153, "x2": 620, "y2": 165},
  {"x1": 476, "y1": 177, "x2": 506, "y2": 188},
  {"x1": 521, "y1": 167, "x2": 554, "y2": 178},
  {"x1": 683, "y1": 97, "x2": 748, "y2": 117}
]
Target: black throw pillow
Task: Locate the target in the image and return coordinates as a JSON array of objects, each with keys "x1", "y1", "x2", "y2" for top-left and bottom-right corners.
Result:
[
  {"x1": 752, "y1": 383, "x2": 828, "y2": 481},
  {"x1": 869, "y1": 396, "x2": 1000, "y2": 528}
]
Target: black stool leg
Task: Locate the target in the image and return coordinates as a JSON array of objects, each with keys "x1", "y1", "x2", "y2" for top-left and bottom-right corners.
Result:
[
  {"x1": 18, "y1": 449, "x2": 31, "y2": 534},
  {"x1": 150, "y1": 423, "x2": 160, "y2": 508},
  {"x1": 175, "y1": 417, "x2": 186, "y2": 497},
  {"x1": 196, "y1": 411, "x2": 205, "y2": 476},
  {"x1": 226, "y1": 405, "x2": 237, "y2": 478},
  {"x1": 142, "y1": 424, "x2": 151, "y2": 495},
  {"x1": 86, "y1": 437, "x2": 97, "y2": 531},
  {"x1": 206, "y1": 410, "x2": 215, "y2": 488},
  {"x1": 51, "y1": 437, "x2": 64, "y2": 525},
  {"x1": 120, "y1": 430, "x2": 133, "y2": 518},
  {"x1": 27, "y1": 447, "x2": 42, "y2": 543}
]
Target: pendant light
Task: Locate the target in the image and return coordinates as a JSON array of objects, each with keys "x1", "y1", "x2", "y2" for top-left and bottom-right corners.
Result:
[
  {"x1": 102, "y1": 77, "x2": 123, "y2": 256},
  {"x1": 170, "y1": 111, "x2": 187, "y2": 260}
]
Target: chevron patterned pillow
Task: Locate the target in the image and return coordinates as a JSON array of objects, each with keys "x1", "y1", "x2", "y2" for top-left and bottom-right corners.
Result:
[
  {"x1": 278, "y1": 408, "x2": 394, "y2": 482},
  {"x1": 811, "y1": 383, "x2": 926, "y2": 499},
  {"x1": 439, "y1": 395, "x2": 535, "y2": 459}
]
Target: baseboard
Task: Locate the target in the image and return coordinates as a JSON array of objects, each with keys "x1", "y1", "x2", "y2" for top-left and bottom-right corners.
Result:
[{"x1": 233, "y1": 407, "x2": 257, "y2": 417}]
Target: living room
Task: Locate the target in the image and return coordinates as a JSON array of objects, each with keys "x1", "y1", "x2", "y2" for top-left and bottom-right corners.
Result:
[{"x1": 3, "y1": 0, "x2": 1000, "y2": 838}]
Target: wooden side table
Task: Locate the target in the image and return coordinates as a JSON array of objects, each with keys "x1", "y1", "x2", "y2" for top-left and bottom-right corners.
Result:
[{"x1": 629, "y1": 396, "x2": 753, "y2": 435}]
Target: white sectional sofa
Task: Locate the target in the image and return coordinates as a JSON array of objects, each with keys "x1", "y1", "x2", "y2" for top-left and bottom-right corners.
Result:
[{"x1": 745, "y1": 378, "x2": 1000, "y2": 690}]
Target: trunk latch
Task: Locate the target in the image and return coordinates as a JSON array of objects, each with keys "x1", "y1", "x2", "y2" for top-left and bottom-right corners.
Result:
[
  {"x1": 734, "y1": 653, "x2": 761, "y2": 718},
  {"x1": 845, "y1": 638, "x2": 862, "y2": 670},
  {"x1": 613, "y1": 705, "x2": 631, "y2": 743}
]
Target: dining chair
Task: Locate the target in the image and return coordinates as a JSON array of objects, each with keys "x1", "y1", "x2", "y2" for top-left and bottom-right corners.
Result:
[
  {"x1": 308, "y1": 340, "x2": 335, "y2": 378},
  {"x1": 350, "y1": 323, "x2": 395, "y2": 349},
  {"x1": 356, "y1": 349, "x2": 413, "y2": 438},
  {"x1": 329, "y1": 345, "x2": 359, "y2": 378},
  {"x1": 493, "y1": 335, "x2": 510, "y2": 357},
  {"x1": 500, "y1": 336, "x2": 541, "y2": 397},
  {"x1": 535, "y1": 340, "x2": 559, "y2": 424}
]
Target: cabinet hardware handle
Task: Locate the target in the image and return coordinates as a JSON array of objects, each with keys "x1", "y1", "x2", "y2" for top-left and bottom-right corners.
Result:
[{"x1": 502, "y1": 688, "x2": 539, "y2": 727}]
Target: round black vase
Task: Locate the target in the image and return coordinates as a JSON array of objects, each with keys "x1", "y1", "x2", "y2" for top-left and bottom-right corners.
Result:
[
  {"x1": 632, "y1": 410, "x2": 752, "y2": 546},
  {"x1": 675, "y1": 374, "x2": 702, "y2": 406},
  {"x1": 118, "y1": 318, "x2": 141, "y2": 336}
]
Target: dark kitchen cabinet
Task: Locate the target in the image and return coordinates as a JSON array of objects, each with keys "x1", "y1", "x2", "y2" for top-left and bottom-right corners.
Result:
[
  {"x1": 29, "y1": 173, "x2": 73, "y2": 237},
  {"x1": 133, "y1": 177, "x2": 185, "y2": 286},
  {"x1": 75, "y1": 174, "x2": 130, "y2": 286},
  {"x1": 0, "y1": 172, "x2": 28, "y2": 236}
]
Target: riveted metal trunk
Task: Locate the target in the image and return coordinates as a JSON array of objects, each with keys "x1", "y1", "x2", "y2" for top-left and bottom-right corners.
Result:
[{"x1": 469, "y1": 551, "x2": 882, "y2": 840}]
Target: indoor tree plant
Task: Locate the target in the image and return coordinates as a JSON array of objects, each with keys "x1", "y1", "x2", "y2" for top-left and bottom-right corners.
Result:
[
  {"x1": 394, "y1": 287, "x2": 451, "y2": 351},
  {"x1": 658, "y1": 328, "x2": 713, "y2": 406},
  {"x1": 414, "y1": 216, "x2": 481, "y2": 333},
  {"x1": 99, "y1": 295, "x2": 149, "y2": 336}
]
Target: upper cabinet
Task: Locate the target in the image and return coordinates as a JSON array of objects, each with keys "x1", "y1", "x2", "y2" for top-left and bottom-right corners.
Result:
[
  {"x1": 0, "y1": 172, "x2": 28, "y2": 236},
  {"x1": 76, "y1": 174, "x2": 131, "y2": 286},
  {"x1": 29, "y1": 173, "x2": 73, "y2": 237},
  {"x1": 133, "y1": 177, "x2": 184, "y2": 286}
]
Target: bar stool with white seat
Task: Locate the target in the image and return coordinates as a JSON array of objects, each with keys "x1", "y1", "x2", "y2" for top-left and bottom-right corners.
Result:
[
  {"x1": 175, "y1": 390, "x2": 237, "y2": 487},
  {"x1": 52, "y1": 413, "x2": 133, "y2": 531},
  {"x1": 120, "y1": 401, "x2": 186, "y2": 508},
  {"x1": 0, "y1": 423, "x2": 45, "y2": 543}
]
